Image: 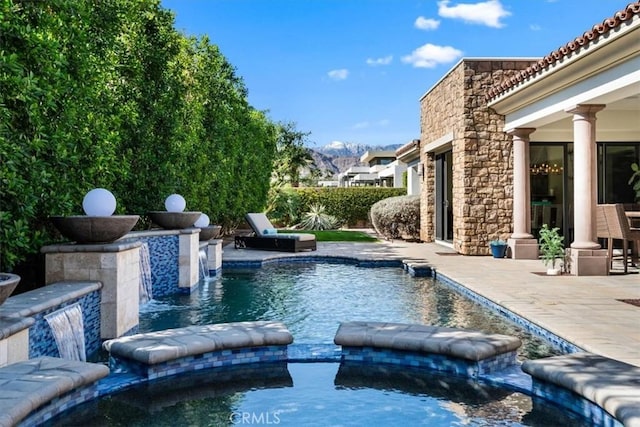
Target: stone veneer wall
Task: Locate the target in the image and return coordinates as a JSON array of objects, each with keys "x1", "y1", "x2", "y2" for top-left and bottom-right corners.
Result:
[{"x1": 420, "y1": 60, "x2": 538, "y2": 255}]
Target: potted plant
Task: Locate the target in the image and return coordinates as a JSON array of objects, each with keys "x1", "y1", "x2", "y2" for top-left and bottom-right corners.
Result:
[
  {"x1": 489, "y1": 239, "x2": 508, "y2": 258},
  {"x1": 538, "y1": 224, "x2": 564, "y2": 275}
]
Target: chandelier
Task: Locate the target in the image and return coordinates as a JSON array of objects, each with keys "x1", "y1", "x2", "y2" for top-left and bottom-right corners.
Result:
[{"x1": 530, "y1": 163, "x2": 563, "y2": 175}]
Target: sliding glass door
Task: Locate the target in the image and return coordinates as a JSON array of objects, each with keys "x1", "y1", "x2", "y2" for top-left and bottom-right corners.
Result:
[{"x1": 435, "y1": 151, "x2": 453, "y2": 242}]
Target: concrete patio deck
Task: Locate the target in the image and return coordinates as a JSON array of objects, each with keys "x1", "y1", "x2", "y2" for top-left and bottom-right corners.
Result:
[{"x1": 223, "y1": 234, "x2": 640, "y2": 367}]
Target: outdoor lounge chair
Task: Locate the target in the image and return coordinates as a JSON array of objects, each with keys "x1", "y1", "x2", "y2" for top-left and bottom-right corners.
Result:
[
  {"x1": 596, "y1": 203, "x2": 640, "y2": 274},
  {"x1": 234, "y1": 213, "x2": 317, "y2": 252}
]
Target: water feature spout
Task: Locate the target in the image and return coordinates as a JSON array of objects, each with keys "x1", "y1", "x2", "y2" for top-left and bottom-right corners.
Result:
[
  {"x1": 139, "y1": 242, "x2": 153, "y2": 305},
  {"x1": 199, "y1": 248, "x2": 211, "y2": 281},
  {"x1": 44, "y1": 303, "x2": 86, "y2": 361}
]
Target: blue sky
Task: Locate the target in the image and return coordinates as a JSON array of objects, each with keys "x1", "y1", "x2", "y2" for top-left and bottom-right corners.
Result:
[{"x1": 160, "y1": 0, "x2": 626, "y2": 147}]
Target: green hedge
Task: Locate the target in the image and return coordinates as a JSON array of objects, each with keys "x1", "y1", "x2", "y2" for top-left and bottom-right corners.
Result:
[
  {"x1": 0, "y1": 0, "x2": 277, "y2": 271},
  {"x1": 295, "y1": 187, "x2": 406, "y2": 226}
]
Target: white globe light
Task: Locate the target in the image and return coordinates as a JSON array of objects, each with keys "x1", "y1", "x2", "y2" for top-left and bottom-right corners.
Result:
[
  {"x1": 194, "y1": 213, "x2": 210, "y2": 228},
  {"x1": 82, "y1": 188, "x2": 117, "y2": 216},
  {"x1": 165, "y1": 194, "x2": 186, "y2": 212}
]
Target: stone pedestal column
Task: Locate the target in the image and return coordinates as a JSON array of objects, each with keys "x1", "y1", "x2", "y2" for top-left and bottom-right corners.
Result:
[
  {"x1": 179, "y1": 229, "x2": 200, "y2": 290},
  {"x1": 507, "y1": 128, "x2": 539, "y2": 259},
  {"x1": 0, "y1": 318, "x2": 31, "y2": 367},
  {"x1": 566, "y1": 104, "x2": 609, "y2": 275},
  {"x1": 42, "y1": 241, "x2": 141, "y2": 339},
  {"x1": 207, "y1": 239, "x2": 223, "y2": 275}
]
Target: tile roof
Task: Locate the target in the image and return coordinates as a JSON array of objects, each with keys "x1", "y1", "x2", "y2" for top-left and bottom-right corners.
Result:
[{"x1": 486, "y1": 1, "x2": 640, "y2": 101}]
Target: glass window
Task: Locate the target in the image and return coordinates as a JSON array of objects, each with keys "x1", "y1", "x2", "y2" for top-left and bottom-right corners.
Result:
[{"x1": 530, "y1": 145, "x2": 565, "y2": 238}]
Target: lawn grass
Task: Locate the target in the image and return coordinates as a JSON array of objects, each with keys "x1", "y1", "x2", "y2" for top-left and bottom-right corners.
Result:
[{"x1": 280, "y1": 229, "x2": 379, "y2": 242}]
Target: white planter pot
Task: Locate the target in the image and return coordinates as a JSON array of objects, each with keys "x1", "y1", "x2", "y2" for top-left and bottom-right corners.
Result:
[{"x1": 546, "y1": 268, "x2": 561, "y2": 276}]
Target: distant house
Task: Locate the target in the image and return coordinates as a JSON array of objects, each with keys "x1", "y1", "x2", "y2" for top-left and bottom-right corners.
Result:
[
  {"x1": 418, "y1": 2, "x2": 640, "y2": 276},
  {"x1": 338, "y1": 150, "x2": 408, "y2": 188},
  {"x1": 396, "y1": 139, "x2": 421, "y2": 195}
]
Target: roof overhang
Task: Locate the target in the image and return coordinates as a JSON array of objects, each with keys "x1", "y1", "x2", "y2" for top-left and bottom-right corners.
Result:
[
  {"x1": 489, "y1": 15, "x2": 640, "y2": 131},
  {"x1": 360, "y1": 150, "x2": 397, "y2": 164}
]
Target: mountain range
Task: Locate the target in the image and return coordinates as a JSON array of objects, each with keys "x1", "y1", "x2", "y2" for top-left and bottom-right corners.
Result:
[{"x1": 307, "y1": 141, "x2": 402, "y2": 177}]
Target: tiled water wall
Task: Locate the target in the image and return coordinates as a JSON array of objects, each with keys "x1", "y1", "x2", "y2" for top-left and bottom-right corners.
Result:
[
  {"x1": 127, "y1": 229, "x2": 200, "y2": 297},
  {"x1": 0, "y1": 282, "x2": 102, "y2": 360},
  {"x1": 132, "y1": 233, "x2": 179, "y2": 298}
]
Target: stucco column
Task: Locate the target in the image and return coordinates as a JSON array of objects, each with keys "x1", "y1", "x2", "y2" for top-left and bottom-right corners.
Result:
[
  {"x1": 507, "y1": 128, "x2": 539, "y2": 259},
  {"x1": 509, "y1": 128, "x2": 535, "y2": 239},
  {"x1": 567, "y1": 104, "x2": 605, "y2": 250}
]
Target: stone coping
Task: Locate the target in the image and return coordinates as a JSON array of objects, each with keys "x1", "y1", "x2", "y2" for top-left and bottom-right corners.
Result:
[
  {"x1": 0, "y1": 316, "x2": 34, "y2": 340},
  {"x1": 0, "y1": 356, "x2": 109, "y2": 427},
  {"x1": 522, "y1": 352, "x2": 640, "y2": 427},
  {"x1": 103, "y1": 321, "x2": 294, "y2": 365},
  {"x1": 334, "y1": 321, "x2": 521, "y2": 362},
  {"x1": 200, "y1": 239, "x2": 222, "y2": 249},
  {"x1": 41, "y1": 240, "x2": 141, "y2": 253},
  {"x1": 0, "y1": 281, "x2": 101, "y2": 319}
]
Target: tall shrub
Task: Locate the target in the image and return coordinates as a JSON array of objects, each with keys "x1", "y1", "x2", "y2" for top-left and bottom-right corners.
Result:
[
  {"x1": 370, "y1": 195, "x2": 421, "y2": 240},
  {"x1": 0, "y1": 0, "x2": 125, "y2": 269}
]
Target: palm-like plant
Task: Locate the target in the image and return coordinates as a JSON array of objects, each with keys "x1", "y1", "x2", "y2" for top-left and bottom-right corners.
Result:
[
  {"x1": 297, "y1": 204, "x2": 339, "y2": 230},
  {"x1": 538, "y1": 224, "x2": 564, "y2": 270}
]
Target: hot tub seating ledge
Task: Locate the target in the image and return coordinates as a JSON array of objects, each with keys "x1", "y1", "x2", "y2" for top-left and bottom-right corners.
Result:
[
  {"x1": 0, "y1": 356, "x2": 109, "y2": 427},
  {"x1": 522, "y1": 352, "x2": 640, "y2": 427},
  {"x1": 103, "y1": 321, "x2": 294, "y2": 379},
  {"x1": 334, "y1": 321, "x2": 522, "y2": 376}
]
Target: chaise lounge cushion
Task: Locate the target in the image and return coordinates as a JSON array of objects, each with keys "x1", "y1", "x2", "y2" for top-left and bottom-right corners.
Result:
[
  {"x1": 246, "y1": 213, "x2": 315, "y2": 241},
  {"x1": 237, "y1": 213, "x2": 317, "y2": 252}
]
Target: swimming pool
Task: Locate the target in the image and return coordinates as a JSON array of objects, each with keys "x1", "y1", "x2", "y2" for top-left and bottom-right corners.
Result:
[
  {"x1": 52, "y1": 261, "x2": 586, "y2": 426},
  {"x1": 140, "y1": 262, "x2": 560, "y2": 360}
]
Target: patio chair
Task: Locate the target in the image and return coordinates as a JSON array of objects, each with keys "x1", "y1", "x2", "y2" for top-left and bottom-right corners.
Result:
[
  {"x1": 596, "y1": 203, "x2": 640, "y2": 273},
  {"x1": 234, "y1": 213, "x2": 317, "y2": 252}
]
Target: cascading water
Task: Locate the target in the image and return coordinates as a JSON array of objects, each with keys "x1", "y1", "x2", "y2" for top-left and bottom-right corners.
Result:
[
  {"x1": 139, "y1": 242, "x2": 153, "y2": 305},
  {"x1": 44, "y1": 303, "x2": 86, "y2": 361},
  {"x1": 199, "y1": 248, "x2": 211, "y2": 281}
]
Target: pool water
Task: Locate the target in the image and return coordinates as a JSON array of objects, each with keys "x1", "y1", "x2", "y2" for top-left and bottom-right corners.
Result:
[
  {"x1": 53, "y1": 262, "x2": 582, "y2": 426},
  {"x1": 56, "y1": 363, "x2": 586, "y2": 426},
  {"x1": 140, "y1": 263, "x2": 560, "y2": 360}
]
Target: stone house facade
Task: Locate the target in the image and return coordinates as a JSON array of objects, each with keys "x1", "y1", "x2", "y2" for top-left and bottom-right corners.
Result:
[{"x1": 419, "y1": 59, "x2": 538, "y2": 255}]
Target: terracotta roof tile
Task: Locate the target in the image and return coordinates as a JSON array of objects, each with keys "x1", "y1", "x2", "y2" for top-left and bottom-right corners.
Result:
[{"x1": 486, "y1": 1, "x2": 640, "y2": 101}]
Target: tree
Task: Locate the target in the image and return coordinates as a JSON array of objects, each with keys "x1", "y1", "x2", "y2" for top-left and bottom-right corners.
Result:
[{"x1": 273, "y1": 122, "x2": 317, "y2": 187}]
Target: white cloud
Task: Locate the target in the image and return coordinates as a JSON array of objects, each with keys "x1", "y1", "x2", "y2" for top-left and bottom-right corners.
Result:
[
  {"x1": 328, "y1": 69, "x2": 349, "y2": 80},
  {"x1": 353, "y1": 121, "x2": 370, "y2": 129},
  {"x1": 401, "y1": 43, "x2": 463, "y2": 68},
  {"x1": 437, "y1": 0, "x2": 511, "y2": 28},
  {"x1": 352, "y1": 119, "x2": 390, "y2": 130},
  {"x1": 415, "y1": 16, "x2": 440, "y2": 30},
  {"x1": 366, "y1": 55, "x2": 393, "y2": 66},
  {"x1": 530, "y1": 24, "x2": 541, "y2": 31}
]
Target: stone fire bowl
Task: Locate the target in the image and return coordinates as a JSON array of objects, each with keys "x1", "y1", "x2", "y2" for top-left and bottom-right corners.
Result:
[
  {"x1": 50, "y1": 215, "x2": 140, "y2": 244},
  {"x1": 147, "y1": 211, "x2": 202, "y2": 230},
  {"x1": 0, "y1": 273, "x2": 20, "y2": 306},
  {"x1": 199, "y1": 225, "x2": 222, "y2": 241}
]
